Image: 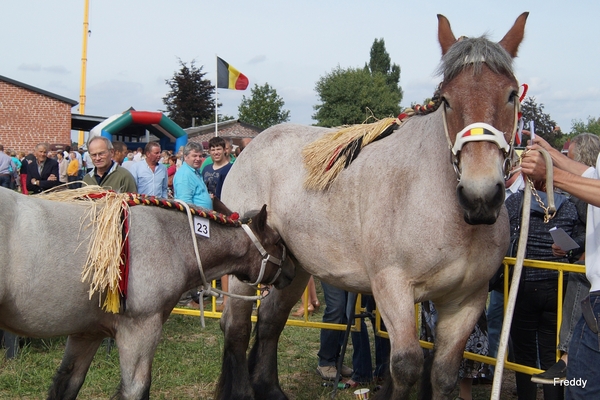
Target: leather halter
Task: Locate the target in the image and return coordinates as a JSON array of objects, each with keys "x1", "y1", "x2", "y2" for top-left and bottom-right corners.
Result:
[
  {"x1": 442, "y1": 93, "x2": 519, "y2": 180},
  {"x1": 241, "y1": 223, "x2": 286, "y2": 286}
]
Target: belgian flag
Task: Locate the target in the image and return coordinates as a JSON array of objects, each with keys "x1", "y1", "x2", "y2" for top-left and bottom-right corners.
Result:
[{"x1": 217, "y1": 57, "x2": 249, "y2": 90}]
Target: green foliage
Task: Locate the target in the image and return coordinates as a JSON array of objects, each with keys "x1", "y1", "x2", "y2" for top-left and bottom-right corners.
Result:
[
  {"x1": 570, "y1": 116, "x2": 600, "y2": 136},
  {"x1": 313, "y1": 67, "x2": 402, "y2": 127},
  {"x1": 313, "y1": 38, "x2": 403, "y2": 127},
  {"x1": 218, "y1": 114, "x2": 235, "y2": 123},
  {"x1": 367, "y1": 38, "x2": 403, "y2": 100},
  {"x1": 237, "y1": 83, "x2": 290, "y2": 129},
  {"x1": 163, "y1": 59, "x2": 216, "y2": 128},
  {"x1": 520, "y1": 96, "x2": 562, "y2": 148}
]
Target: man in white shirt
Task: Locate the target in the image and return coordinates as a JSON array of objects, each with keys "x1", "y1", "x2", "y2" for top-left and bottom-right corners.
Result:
[{"x1": 522, "y1": 136, "x2": 600, "y2": 399}]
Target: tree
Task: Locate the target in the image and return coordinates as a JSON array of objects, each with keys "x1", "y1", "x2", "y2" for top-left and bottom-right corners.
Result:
[
  {"x1": 520, "y1": 96, "x2": 562, "y2": 149},
  {"x1": 313, "y1": 39, "x2": 403, "y2": 127},
  {"x1": 163, "y1": 59, "x2": 215, "y2": 128},
  {"x1": 366, "y1": 38, "x2": 403, "y2": 100},
  {"x1": 313, "y1": 66, "x2": 402, "y2": 127},
  {"x1": 237, "y1": 83, "x2": 290, "y2": 129},
  {"x1": 571, "y1": 116, "x2": 600, "y2": 136}
]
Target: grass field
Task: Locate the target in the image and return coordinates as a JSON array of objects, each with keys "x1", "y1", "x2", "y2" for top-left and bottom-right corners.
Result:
[{"x1": 0, "y1": 305, "x2": 524, "y2": 400}]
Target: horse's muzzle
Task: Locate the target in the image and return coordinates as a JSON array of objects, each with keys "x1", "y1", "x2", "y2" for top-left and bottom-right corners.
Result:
[{"x1": 457, "y1": 181, "x2": 504, "y2": 225}]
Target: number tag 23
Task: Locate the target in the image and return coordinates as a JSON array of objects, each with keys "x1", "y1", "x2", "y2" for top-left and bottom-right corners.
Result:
[{"x1": 193, "y1": 216, "x2": 210, "y2": 238}]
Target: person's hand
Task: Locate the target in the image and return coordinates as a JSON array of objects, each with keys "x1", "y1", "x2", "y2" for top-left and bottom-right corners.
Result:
[
  {"x1": 551, "y1": 243, "x2": 567, "y2": 258},
  {"x1": 48, "y1": 174, "x2": 57, "y2": 181},
  {"x1": 520, "y1": 147, "x2": 547, "y2": 181},
  {"x1": 529, "y1": 136, "x2": 553, "y2": 151}
]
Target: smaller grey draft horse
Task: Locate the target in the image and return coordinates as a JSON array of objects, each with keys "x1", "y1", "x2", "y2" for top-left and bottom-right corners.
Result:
[{"x1": 0, "y1": 187, "x2": 293, "y2": 400}]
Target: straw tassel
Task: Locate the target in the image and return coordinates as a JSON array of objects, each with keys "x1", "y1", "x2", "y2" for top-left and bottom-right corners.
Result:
[{"x1": 303, "y1": 117, "x2": 398, "y2": 190}]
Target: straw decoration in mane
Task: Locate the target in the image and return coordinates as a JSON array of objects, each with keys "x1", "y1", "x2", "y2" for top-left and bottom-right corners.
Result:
[{"x1": 36, "y1": 186, "x2": 243, "y2": 313}]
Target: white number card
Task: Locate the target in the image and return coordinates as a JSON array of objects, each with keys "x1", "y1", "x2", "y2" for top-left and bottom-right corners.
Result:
[{"x1": 193, "y1": 216, "x2": 210, "y2": 238}]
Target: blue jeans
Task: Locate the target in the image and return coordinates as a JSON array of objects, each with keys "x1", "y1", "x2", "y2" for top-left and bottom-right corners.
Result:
[
  {"x1": 0, "y1": 330, "x2": 19, "y2": 359},
  {"x1": 349, "y1": 295, "x2": 390, "y2": 382},
  {"x1": 566, "y1": 293, "x2": 600, "y2": 399},
  {"x1": 0, "y1": 175, "x2": 11, "y2": 189},
  {"x1": 559, "y1": 270, "x2": 590, "y2": 353},
  {"x1": 486, "y1": 290, "x2": 504, "y2": 377},
  {"x1": 318, "y1": 282, "x2": 349, "y2": 367}
]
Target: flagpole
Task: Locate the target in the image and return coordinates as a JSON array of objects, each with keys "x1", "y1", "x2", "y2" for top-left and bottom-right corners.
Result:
[{"x1": 215, "y1": 55, "x2": 218, "y2": 137}]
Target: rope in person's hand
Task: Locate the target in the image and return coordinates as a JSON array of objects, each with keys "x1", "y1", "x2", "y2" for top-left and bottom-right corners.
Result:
[{"x1": 491, "y1": 147, "x2": 555, "y2": 399}]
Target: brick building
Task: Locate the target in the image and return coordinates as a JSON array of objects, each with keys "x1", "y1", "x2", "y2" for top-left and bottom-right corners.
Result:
[{"x1": 0, "y1": 75, "x2": 77, "y2": 154}]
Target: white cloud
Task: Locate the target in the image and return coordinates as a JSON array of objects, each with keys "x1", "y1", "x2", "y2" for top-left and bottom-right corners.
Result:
[
  {"x1": 18, "y1": 63, "x2": 41, "y2": 71},
  {"x1": 43, "y1": 65, "x2": 70, "y2": 74},
  {"x1": 248, "y1": 55, "x2": 267, "y2": 65}
]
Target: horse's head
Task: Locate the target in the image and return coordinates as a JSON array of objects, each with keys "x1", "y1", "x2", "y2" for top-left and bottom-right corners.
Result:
[
  {"x1": 437, "y1": 12, "x2": 528, "y2": 225},
  {"x1": 241, "y1": 205, "x2": 294, "y2": 290}
]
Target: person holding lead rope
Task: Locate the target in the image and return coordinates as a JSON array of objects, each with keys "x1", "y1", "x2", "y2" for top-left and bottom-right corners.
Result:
[{"x1": 521, "y1": 136, "x2": 600, "y2": 400}]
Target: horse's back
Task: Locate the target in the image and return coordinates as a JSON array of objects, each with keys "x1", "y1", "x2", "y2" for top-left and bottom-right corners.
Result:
[
  {"x1": 222, "y1": 117, "x2": 507, "y2": 295},
  {"x1": 0, "y1": 189, "x2": 106, "y2": 336}
]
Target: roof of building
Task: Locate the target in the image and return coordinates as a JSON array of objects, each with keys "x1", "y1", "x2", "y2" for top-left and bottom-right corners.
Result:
[
  {"x1": 0, "y1": 75, "x2": 78, "y2": 106},
  {"x1": 184, "y1": 119, "x2": 262, "y2": 136}
]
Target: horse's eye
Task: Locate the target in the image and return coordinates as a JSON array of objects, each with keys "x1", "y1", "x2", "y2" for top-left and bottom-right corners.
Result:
[
  {"x1": 509, "y1": 90, "x2": 518, "y2": 103},
  {"x1": 441, "y1": 96, "x2": 451, "y2": 109}
]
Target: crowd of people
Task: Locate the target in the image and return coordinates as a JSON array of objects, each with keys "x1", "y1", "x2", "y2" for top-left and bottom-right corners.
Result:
[{"x1": 0, "y1": 137, "x2": 237, "y2": 200}]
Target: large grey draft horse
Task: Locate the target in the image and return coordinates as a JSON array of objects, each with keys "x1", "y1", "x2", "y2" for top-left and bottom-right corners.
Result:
[
  {"x1": 217, "y1": 12, "x2": 529, "y2": 400},
  {"x1": 0, "y1": 187, "x2": 293, "y2": 400}
]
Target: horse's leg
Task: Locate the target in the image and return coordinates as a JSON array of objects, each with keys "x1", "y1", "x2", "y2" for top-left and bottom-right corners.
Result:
[
  {"x1": 247, "y1": 268, "x2": 310, "y2": 400},
  {"x1": 47, "y1": 334, "x2": 103, "y2": 400},
  {"x1": 215, "y1": 276, "x2": 261, "y2": 400},
  {"x1": 370, "y1": 279, "x2": 423, "y2": 400},
  {"x1": 424, "y1": 287, "x2": 488, "y2": 400},
  {"x1": 114, "y1": 314, "x2": 163, "y2": 400}
]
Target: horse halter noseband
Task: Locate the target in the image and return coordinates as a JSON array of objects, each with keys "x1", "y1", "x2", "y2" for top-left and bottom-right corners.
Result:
[
  {"x1": 441, "y1": 82, "x2": 520, "y2": 181},
  {"x1": 241, "y1": 223, "x2": 286, "y2": 287}
]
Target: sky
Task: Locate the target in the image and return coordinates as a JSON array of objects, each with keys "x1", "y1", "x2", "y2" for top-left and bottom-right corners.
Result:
[{"x1": 2, "y1": 1, "x2": 600, "y2": 137}]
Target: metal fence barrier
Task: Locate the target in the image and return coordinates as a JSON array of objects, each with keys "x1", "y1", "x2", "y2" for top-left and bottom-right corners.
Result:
[{"x1": 171, "y1": 257, "x2": 585, "y2": 376}]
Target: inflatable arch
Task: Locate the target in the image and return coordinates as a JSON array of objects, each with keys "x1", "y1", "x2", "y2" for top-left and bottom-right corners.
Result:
[{"x1": 94, "y1": 111, "x2": 188, "y2": 151}]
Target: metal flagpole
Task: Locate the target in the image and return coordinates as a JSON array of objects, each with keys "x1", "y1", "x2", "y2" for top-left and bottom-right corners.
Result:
[{"x1": 215, "y1": 55, "x2": 218, "y2": 137}]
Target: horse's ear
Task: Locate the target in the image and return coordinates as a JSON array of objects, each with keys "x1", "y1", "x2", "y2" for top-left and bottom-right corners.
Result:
[
  {"x1": 256, "y1": 204, "x2": 268, "y2": 232},
  {"x1": 498, "y1": 12, "x2": 529, "y2": 58},
  {"x1": 437, "y1": 14, "x2": 457, "y2": 56},
  {"x1": 213, "y1": 197, "x2": 233, "y2": 216}
]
